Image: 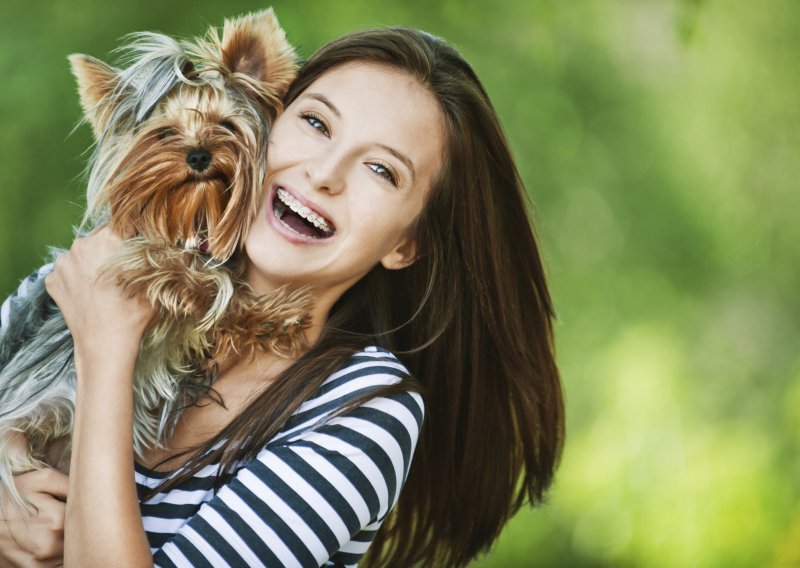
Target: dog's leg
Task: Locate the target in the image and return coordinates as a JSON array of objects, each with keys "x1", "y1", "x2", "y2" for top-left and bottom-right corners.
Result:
[{"x1": 110, "y1": 238, "x2": 229, "y2": 324}]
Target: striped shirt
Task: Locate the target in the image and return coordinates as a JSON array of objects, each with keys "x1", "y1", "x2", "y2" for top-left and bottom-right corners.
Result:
[{"x1": 2, "y1": 267, "x2": 424, "y2": 567}]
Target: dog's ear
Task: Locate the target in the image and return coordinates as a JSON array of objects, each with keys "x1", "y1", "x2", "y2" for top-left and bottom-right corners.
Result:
[
  {"x1": 69, "y1": 54, "x2": 120, "y2": 138},
  {"x1": 219, "y1": 8, "x2": 298, "y2": 111}
]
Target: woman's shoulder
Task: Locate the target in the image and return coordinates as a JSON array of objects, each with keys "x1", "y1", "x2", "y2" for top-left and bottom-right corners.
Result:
[
  {"x1": 323, "y1": 345, "x2": 412, "y2": 388},
  {"x1": 311, "y1": 345, "x2": 417, "y2": 408},
  {"x1": 271, "y1": 346, "x2": 423, "y2": 445}
]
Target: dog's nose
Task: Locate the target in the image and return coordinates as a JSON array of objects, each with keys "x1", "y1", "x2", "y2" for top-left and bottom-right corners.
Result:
[{"x1": 187, "y1": 149, "x2": 212, "y2": 172}]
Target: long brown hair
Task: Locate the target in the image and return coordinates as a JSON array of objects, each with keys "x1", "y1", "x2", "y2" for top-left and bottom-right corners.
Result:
[{"x1": 151, "y1": 27, "x2": 565, "y2": 567}]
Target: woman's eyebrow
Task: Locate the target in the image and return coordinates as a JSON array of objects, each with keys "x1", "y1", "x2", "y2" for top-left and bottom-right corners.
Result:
[{"x1": 304, "y1": 92, "x2": 341, "y2": 118}]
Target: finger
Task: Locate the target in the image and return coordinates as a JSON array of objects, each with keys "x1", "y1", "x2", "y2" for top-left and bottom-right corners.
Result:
[
  {"x1": 27, "y1": 492, "x2": 66, "y2": 528},
  {"x1": 16, "y1": 469, "x2": 69, "y2": 500},
  {"x1": 43, "y1": 273, "x2": 60, "y2": 302},
  {"x1": 38, "y1": 470, "x2": 69, "y2": 501},
  {"x1": 85, "y1": 222, "x2": 108, "y2": 237},
  {"x1": 95, "y1": 223, "x2": 133, "y2": 242},
  {"x1": 76, "y1": 227, "x2": 126, "y2": 260},
  {"x1": 0, "y1": 495, "x2": 65, "y2": 564}
]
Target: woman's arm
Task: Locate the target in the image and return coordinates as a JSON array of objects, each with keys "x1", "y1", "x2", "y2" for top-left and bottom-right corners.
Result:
[{"x1": 45, "y1": 228, "x2": 154, "y2": 567}]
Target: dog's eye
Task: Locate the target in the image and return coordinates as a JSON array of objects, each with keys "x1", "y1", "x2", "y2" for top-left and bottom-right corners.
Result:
[
  {"x1": 220, "y1": 121, "x2": 237, "y2": 133},
  {"x1": 157, "y1": 128, "x2": 175, "y2": 140}
]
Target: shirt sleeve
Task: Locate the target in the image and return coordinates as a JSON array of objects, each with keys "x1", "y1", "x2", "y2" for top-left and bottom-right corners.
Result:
[
  {"x1": 151, "y1": 386, "x2": 424, "y2": 568},
  {"x1": 0, "y1": 263, "x2": 54, "y2": 338}
]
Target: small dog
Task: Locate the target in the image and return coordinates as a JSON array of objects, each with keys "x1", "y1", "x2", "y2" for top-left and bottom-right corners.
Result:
[{"x1": 0, "y1": 8, "x2": 311, "y2": 508}]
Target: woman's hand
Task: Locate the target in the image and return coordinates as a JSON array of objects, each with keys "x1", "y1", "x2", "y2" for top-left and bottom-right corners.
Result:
[
  {"x1": 44, "y1": 227, "x2": 155, "y2": 370},
  {"x1": 0, "y1": 467, "x2": 69, "y2": 568}
]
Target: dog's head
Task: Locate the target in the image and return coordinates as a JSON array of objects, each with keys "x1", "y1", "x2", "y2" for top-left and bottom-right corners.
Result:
[{"x1": 71, "y1": 8, "x2": 297, "y2": 262}]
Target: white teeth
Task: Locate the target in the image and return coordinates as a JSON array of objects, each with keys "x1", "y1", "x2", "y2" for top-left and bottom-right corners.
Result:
[{"x1": 276, "y1": 188, "x2": 333, "y2": 234}]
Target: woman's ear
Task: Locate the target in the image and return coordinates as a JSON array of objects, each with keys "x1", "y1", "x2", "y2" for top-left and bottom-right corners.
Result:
[{"x1": 380, "y1": 238, "x2": 418, "y2": 270}]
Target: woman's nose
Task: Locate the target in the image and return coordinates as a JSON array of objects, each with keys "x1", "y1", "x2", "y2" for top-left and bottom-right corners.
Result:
[{"x1": 304, "y1": 152, "x2": 345, "y2": 195}]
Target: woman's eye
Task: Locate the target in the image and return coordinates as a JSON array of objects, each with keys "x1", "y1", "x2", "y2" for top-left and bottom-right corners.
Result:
[
  {"x1": 368, "y1": 162, "x2": 397, "y2": 186},
  {"x1": 300, "y1": 113, "x2": 330, "y2": 136}
]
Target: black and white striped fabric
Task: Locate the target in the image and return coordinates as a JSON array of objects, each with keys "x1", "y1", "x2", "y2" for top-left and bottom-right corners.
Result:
[
  {"x1": 2, "y1": 268, "x2": 424, "y2": 567},
  {"x1": 139, "y1": 348, "x2": 423, "y2": 567}
]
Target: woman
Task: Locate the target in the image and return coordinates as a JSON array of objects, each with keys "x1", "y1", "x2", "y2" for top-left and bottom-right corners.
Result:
[{"x1": 0, "y1": 27, "x2": 564, "y2": 567}]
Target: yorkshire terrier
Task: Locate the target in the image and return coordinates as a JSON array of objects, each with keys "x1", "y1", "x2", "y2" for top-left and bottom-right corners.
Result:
[{"x1": 0, "y1": 8, "x2": 312, "y2": 509}]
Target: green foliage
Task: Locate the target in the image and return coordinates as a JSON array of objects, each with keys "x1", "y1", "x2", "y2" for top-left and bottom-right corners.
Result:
[{"x1": 2, "y1": 1, "x2": 798, "y2": 565}]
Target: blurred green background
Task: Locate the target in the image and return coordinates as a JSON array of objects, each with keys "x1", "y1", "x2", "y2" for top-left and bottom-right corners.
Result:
[{"x1": 2, "y1": 0, "x2": 798, "y2": 566}]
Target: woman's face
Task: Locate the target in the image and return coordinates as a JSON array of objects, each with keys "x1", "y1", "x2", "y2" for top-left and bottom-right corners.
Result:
[{"x1": 245, "y1": 62, "x2": 444, "y2": 304}]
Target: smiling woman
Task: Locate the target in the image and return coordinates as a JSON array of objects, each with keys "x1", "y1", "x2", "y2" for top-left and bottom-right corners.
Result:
[
  {"x1": 0, "y1": 24, "x2": 563, "y2": 568},
  {"x1": 245, "y1": 62, "x2": 443, "y2": 311}
]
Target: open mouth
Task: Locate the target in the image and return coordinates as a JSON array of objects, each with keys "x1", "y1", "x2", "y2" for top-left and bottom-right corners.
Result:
[{"x1": 272, "y1": 187, "x2": 335, "y2": 239}]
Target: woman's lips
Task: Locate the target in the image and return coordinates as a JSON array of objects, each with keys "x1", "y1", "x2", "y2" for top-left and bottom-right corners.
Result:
[
  {"x1": 275, "y1": 188, "x2": 334, "y2": 234},
  {"x1": 267, "y1": 185, "x2": 337, "y2": 244}
]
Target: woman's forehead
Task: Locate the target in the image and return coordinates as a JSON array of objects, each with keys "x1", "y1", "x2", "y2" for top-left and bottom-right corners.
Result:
[{"x1": 299, "y1": 62, "x2": 425, "y2": 114}]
